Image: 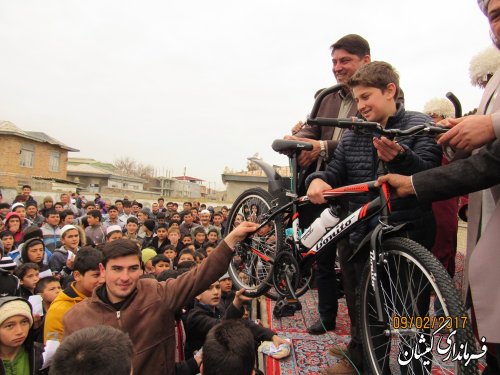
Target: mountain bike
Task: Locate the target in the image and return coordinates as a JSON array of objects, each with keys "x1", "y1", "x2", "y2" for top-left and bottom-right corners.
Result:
[{"x1": 225, "y1": 110, "x2": 479, "y2": 373}]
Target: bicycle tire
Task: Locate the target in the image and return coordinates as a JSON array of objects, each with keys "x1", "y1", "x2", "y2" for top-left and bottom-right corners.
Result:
[
  {"x1": 264, "y1": 264, "x2": 314, "y2": 300},
  {"x1": 359, "y1": 237, "x2": 478, "y2": 375},
  {"x1": 225, "y1": 188, "x2": 283, "y2": 298}
]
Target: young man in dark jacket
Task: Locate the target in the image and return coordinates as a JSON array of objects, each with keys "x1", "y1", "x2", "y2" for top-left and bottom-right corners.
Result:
[{"x1": 306, "y1": 61, "x2": 441, "y2": 374}]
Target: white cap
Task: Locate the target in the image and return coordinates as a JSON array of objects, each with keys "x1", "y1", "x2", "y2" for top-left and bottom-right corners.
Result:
[
  {"x1": 106, "y1": 225, "x2": 122, "y2": 235},
  {"x1": 11, "y1": 202, "x2": 25, "y2": 211},
  {"x1": 61, "y1": 224, "x2": 78, "y2": 237},
  {"x1": 219, "y1": 272, "x2": 230, "y2": 281},
  {"x1": 201, "y1": 209, "x2": 211, "y2": 215}
]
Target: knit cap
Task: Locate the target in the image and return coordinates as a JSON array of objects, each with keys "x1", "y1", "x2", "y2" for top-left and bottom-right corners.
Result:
[
  {"x1": 0, "y1": 298, "x2": 33, "y2": 327},
  {"x1": 141, "y1": 248, "x2": 157, "y2": 264},
  {"x1": 0, "y1": 256, "x2": 17, "y2": 271}
]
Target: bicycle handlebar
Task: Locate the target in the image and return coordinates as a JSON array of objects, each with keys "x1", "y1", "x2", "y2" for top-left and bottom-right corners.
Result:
[{"x1": 306, "y1": 117, "x2": 448, "y2": 138}]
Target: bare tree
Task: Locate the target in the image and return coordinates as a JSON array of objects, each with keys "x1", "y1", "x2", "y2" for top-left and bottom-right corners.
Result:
[{"x1": 114, "y1": 157, "x2": 154, "y2": 178}]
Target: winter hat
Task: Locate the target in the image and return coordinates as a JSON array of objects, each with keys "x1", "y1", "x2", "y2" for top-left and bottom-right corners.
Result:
[
  {"x1": 4, "y1": 212, "x2": 21, "y2": 224},
  {"x1": 0, "y1": 297, "x2": 33, "y2": 327},
  {"x1": 61, "y1": 225, "x2": 78, "y2": 238},
  {"x1": 422, "y1": 98, "x2": 455, "y2": 119},
  {"x1": 25, "y1": 201, "x2": 37, "y2": 209},
  {"x1": 11, "y1": 203, "x2": 25, "y2": 211},
  {"x1": 0, "y1": 256, "x2": 17, "y2": 271},
  {"x1": 219, "y1": 272, "x2": 231, "y2": 281},
  {"x1": 141, "y1": 248, "x2": 157, "y2": 264},
  {"x1": 143, "y1": 219, "x2": 156, "y2": 232},
  {"x1": 22, "y1": 227, "x2": 43, "y2": 242},
  {"x1": 106, "y1": 225, "x2": 122, "y2": 236}
]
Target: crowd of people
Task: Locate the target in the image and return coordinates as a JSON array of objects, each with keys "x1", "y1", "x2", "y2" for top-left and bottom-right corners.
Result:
[{"x1": 0, "y1": 191, "x2": 290, "y2": 374}]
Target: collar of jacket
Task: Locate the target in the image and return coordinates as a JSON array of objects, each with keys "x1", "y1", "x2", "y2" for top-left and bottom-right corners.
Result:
[
  {"x1": 94, "y1": 283, "x2": 138, "y2": 311},
  {"x1": 385, "y1": 103, "x2": 406, "y2": 129}
]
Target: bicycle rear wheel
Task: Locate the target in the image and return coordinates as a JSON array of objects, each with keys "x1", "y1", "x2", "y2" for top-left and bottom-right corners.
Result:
[
  {"x1": 225, "y1": 188, "x2": 283, "y2": 298},
  {"x1": 359, "y1": 237, "x2": 478, "y2": 375}
]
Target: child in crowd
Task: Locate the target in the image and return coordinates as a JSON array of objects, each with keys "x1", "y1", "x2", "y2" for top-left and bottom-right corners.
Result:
[
  {"x1": 168, "y1": 227, "x2": 183, "y2": 252},
  {"x1": 162, "y1": 245, "x2": 178, "y2": 267},
  {"x1": 151, "y1": 254, "x2": 171, "y2": 276},
  {"x1": 192, "y1": 228, "x2": 207, "y2": 250},
  {"x1": 194, "y1": 251, "x2": 205, "y2": 265},
  {"x1": 4, "y1": 213, "x2": 24, "y2": 247},
  {"x1": 34, "y1": 276, "x2": 62, "y2": 343},
  {"x1": 141, "y1": 248, "x2": 157, "y2": 275},
  {"x1": 219, "y1": 273, "x2": 235, "y2": 311},
  {"x1": 151, "y1": 224, "x2": 169, "y2": 253},
  {"x1": 141, "y1": 219, "x2": 156, "y2": 249},
  {"x1": 105, "y1": 225, "x2": 123, "y2": 242},
  {"x1": 206, "y1": 229, "x2": 219, "y2": 245},
  {"x1": 0, "y1": 247, "x2": 20, "y2": 297},
  {"x1": 0, "y1": 203, "x2": 11, "y2": 221},
  {"x1": 44, "y1": 247, "x2": 103, "y2": 342},
  {"x1": 49, "y1": 225, "x2": 80, "y2": 277},
  {"x1": 85, "y1": 210, "x2": 106, "y2": 245},
  {"x1": 40, "y1": 209, "x2": 61, "y2": 253},
  {"x1": 181, "y1": 234, "x2": 193, "y2": 246},
  {"x1": 15, "y1": 263, "x2": 40, "y2": 298},
  {"x1": 203, "y1": 242, "x2": 217, "y2": 256},
  {"x1": 0, "y1": 231, "x2": 15, "y2": 257},
  {"x1": 17, "y1": 238, "x2": 50, "y2": 272},
  {"x1": 59, "y1": 210, "x2": 75, "y2": 226},
  {"x1": 0, "y1": 297, "x2": 45, "y2": 373},
  {"x1": 185, "y1": 278, "x2": 286, "y2": 359},
  {"x1": 178, "y1": 249, "x2": 195, "y2": 265},
  {"x1": 125, "y1": 217, "x2": 143, "y2": 246}
]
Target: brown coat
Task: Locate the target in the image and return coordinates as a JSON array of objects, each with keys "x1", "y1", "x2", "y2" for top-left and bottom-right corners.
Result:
[{"x1": 63, "y1": 241, "x2": 234, "y2": 375}]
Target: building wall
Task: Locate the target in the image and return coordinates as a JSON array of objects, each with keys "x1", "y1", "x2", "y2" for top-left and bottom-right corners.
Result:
[
  {"x1": 0, "y1": 135, "x2": 69, "y2": 188},
  {"x1": 225, "y1": 180, "x2": 268, "y2": 202}
]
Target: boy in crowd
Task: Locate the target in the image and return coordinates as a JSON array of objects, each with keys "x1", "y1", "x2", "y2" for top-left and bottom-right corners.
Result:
[
  {"x1": 0, "y1": 203, "x2": 10, "y2": 221},
  {"x1": 103, "y1": 205, "x2": 125, "y2": 229},
  {"x1": 141, "y1": 219, "x2": 156, "y2": 249},
  {"x1": 182, "y1": 234, "x2": 193, "y2": 246},
  {"x1": 125, "y1": 216, "x2": 143, "y2": 244},
  {"x1": 11, "y1": 202, "x2": 32, "y2": 230},
  {"x1": 151, "y1": 254, "x2": 171, "y2": 276},
  {"x1": 120, "y1": 200, "x2": 133, "y2": 220},
  {"x1": 218, "y1": 273, "x2": 235, "y2": 311},
  {"x1": 180, "y1": 212, "x2": 199, "y2": 238},
  {"x1": 204, "y1": 242, "x2": 217, "y2": 256},
  {"x1": 212, "y1": 211, "x2": 225, "y2": 234},
  {"x1": 168, "y1": 227, "x2": 183, "y2": 252},
  {"x1": 105, "y1": 225, "x2": 123, "y2": 242},
  {"x1": 201, "y1": 320, "x2": 255, "y2": 375},
  {"x1": 59, "y1": 210, "x2": 75, "y2": 226},
  {"x1": 0, "y1": 231, "x2": 15, "y2": 257},
  {"x1": 0, "y1": 244, "x2": 20, "y2": 297},
  {"x1": 306, "y1": 61, "x2": 441, "y2": 373},
  {"x1": 207, "y1": 229, "x2": 219, "y2": 244},
  {"x1": 141, "y1": 248, "x2": 157, "y2": 275},
  {"x1": 21, "y1": 184, "x2": 37, "y2": 205},
  {"x1": 44, "y1": 247, "x2": 103, "y2": 342},
  {"x1": 85, "y1": 209, "x2": 106, "y2": 245},
  {"x1": 185, "y1": 278, "x2": 286, "y2": 358},
  {"x1": 35, "y1": 276, "x2": 62, "y2": 313},
  {"x1": 25, "y1": 201, "x2": 44, "y2": 227},
  {"x1": 178, "y1": 249, "x2": 196, "y2": 265},
  {"x1": 151, "y1": 223, "x2": 169, "y2": 253},
  {"x1": 41, "y1": 208, "x2": 61, "y2": 253},
  {"x1": 15, "y1": 263, "x2": 40, "y2": 298},
  {"x1": 192, "y1": 227, "x2": 207, "y2": 249},
  {"x1": 49, "y1": 225, "x2": 80, "y2": 277},
  {"x1": 163, "y1": 245, "x2": 178, "y2": 266}
]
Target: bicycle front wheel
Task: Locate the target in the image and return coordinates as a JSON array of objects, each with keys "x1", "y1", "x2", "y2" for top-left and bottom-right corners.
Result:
[
  {"x1": 359, "y1": 237, "x2": 478, "y2": 375},
  {"x1": 225, "y1": 188, "x2": 283, "y2": 298}
]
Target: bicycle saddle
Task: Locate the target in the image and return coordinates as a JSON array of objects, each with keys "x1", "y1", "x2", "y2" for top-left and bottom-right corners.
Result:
[{"x1": 272, "y1": 139, "x2": 313, "y2": 153}]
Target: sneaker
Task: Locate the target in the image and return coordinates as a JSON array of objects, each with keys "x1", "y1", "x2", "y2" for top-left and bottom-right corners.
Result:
[
  {"x1": 320, "y1": 359, "x2": 357, "y2": 375},
  {"x1": 307, "y1": 319, "x2": 336, "y2": 335},
  {"x1": 328, "y1": 342, "x2": 348, "y2": 357}
]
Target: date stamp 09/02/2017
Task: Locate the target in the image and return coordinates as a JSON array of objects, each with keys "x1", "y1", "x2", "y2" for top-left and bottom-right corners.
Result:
[{"x1": 392, "y1": 315, "x2": 468, "y2": 330}]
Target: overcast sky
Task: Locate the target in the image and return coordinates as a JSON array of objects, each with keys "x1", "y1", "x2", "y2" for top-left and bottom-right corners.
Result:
[{"x1": 0, "y1": 0, "x2": 492, "y2": 190}]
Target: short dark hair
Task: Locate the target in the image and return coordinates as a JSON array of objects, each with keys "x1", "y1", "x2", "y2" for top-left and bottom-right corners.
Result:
[
  {"x1": 192, "y1": 227, "x2": 206, "y2": 237},
  {"x1": 158, "y1": 197, "x2": 164, "y2": 202},
  {"x1": 84, "y1": 202, "x2": 96, "y2": 209},
  {"x1": 331, "y1": 34, "x2": 370, "y2": 58},
  {"x1": 15, "y1": 263, "x2": 40, "y2": 280},
  {"x1": 156, "y1": 223, "x2": 168, "y2": 231},
  {"x1": 157, "y1": 269, "x2": 179, "y2": 282},
  {"x1": 87, "y1": 210, "x2": 102, "y2": 220},
  {"x1": 74, "y1": 246, "x2": 103, "y2": 274},
  {"x1": 179, "y1": 248, "x2": 195, "y2": 257},
  {"x1": 45, "y1": 208, "x2": 60, "y2": 218},
  {"x1": 163, "y1": 244, "x2": 176, "y2": 253},
  {"x1": 34, "y1": 276, "x2": 60, "y2": 294},
  {"x1": 176, "y1": 260, "x2": 196, "y2": 271},
  {"x1": 59, "y1": 210, "x2": 74, "y2": 221},
  {"x1": 50, "y1": 325, "x2": 133, "y2": 375},
  {"x1": 126, "y1": 217, "x2": 138, "y2": 225},
  {"x1": 0, "y1": 203, "x2": 10, "y2": 210},
  {"x1": 107, "y1": 205, "x2": 118, "y2": 212},
  {"x1": 202, "y1": 320, "x2": 255, "y2": 375},
  {"x1": 0, "y1": 230, "x2": 14, "y2": 240},
  {"x1": 123, "y1": 201, "x2": 132, "y2": 208},
  {"x1": 22, "y1": 185, "x2": 32, "y2": 190},
  {"x1": 102, "y1": 239, "x2": 141, "y2": 267},
  {"x1": 114, "y1": 199, "x2": 124, "y2": 205},
  {"x1": 151, "y1": 254, "x2": 169, "y2": 267},
  {"x1": 204, "y1": 242, "x2": 217, "y2": 251},
  {"x1": 25, "y1": 201, "x2": 37, "y2": 209},
  {"x1": 348, "y1": 61, "x2": 400, "y2": 101}
]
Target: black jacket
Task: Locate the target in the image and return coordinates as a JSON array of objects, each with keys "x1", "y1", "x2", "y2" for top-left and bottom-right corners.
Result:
[
  {"x1": 307, "y1": 105, "x2": 442, "y2": 247},
  {"x1": 185, "y1": 300, "x2": 275, "y2": 359}
]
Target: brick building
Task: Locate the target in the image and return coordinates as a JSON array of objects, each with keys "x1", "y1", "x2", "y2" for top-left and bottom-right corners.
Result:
[{"x1": 0, "y1": 121, "x2": 79, "y2": 190}]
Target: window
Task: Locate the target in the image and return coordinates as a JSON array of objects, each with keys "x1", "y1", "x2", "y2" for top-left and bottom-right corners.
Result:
[
  {"x1": 49, "y1": 151, "x2": 60, "y2": 172},
  {"x1": 19, "y1": 144, "x2": 35, "y2": 168}
]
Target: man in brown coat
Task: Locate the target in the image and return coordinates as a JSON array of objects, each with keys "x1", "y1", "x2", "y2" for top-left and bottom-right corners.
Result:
[{"x1": 63, "y1": 222, "x2": 258, "y2": 375}]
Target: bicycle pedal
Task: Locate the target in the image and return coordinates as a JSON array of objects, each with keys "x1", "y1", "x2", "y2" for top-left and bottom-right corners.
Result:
[{"x1": 273, "y1": 298, "x2": 302, "y2": 318}]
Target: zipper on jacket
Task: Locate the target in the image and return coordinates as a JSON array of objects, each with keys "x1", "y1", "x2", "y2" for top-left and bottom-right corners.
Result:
[{"x1": 116, "y1": 311, "x2": 122, "y2": 328}]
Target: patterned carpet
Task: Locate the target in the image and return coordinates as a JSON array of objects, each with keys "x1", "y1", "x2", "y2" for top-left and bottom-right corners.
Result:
[{"x1": 261, "y1": 252, "x2": 485, "y2": 374}]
